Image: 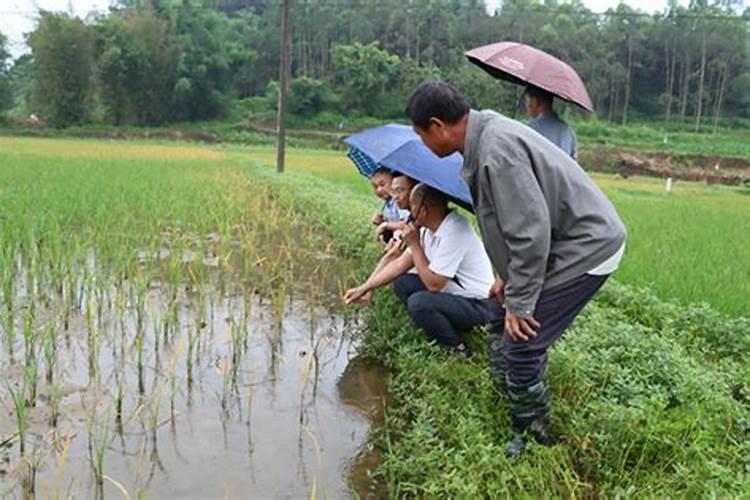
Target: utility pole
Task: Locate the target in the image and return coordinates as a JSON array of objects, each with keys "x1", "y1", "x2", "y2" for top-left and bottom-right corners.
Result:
[{"x1": 276, "y1": 0, "x2": 291, "y2": 174}]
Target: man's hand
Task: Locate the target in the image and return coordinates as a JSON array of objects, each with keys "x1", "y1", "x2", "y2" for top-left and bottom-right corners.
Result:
[
  {"x1": 504, "y1": 310, "x2": 540, "y2": 342},
  {"x1": 344, "y1": 286, "x2": 370, "y2": 305},
  {"x1": 400, "y1": 223, "x2": 420, "y2": 248},
  {"x1": 488, "y1": 277, "x2": 506, "y2": 306},
  {"x1": 359, "y1": 290, "x2": 373, "y2": 304},
  {"x1": 371, "y1": 213, "x2": 385, "y2": 226},
  {"x1": 385, "y1": 236, "x2": 404, "y2": 256},
  {"x1": 375, "y1": 222, "x2": 389, "y2": 244}
]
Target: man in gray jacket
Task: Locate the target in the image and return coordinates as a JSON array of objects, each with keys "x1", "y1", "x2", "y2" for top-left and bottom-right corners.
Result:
[{"x1": 406, "y1": 81, "x2": 626, "y2": 457}]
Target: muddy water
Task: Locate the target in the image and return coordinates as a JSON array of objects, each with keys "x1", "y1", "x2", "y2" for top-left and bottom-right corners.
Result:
[{"x1": 0, "y1": 282, "x2": 386, "y2": 498}]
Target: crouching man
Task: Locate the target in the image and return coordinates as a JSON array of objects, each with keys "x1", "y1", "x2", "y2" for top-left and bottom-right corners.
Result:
[{"x1": 345, "y1": 183, "x2": 500, "y2": 357}]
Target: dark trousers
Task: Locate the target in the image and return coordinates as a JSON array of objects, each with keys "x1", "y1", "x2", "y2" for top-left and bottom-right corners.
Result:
[
  {"x1": 487, "y1": 273, "x2": 609, "y2": 389},
  {"x1": 393, "y1": 273, "x2": 501, "y2": 347}
]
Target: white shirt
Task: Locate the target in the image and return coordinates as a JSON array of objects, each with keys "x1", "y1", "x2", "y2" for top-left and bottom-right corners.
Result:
[
  {"x1": 419, "y1": 211, "x2": 495, "y2": 300},
  {"x1": 587, "y1": 243, "x2": 626, "y2": 276}
]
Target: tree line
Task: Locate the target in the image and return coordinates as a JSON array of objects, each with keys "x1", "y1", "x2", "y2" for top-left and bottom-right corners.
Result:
[{"x1": 0, "y1": 0, "x2": 748, "y2": 129}]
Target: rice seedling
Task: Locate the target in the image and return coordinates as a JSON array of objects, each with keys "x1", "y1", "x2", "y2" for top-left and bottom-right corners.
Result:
[
  {"x1": 229, "y1": 320, "x2": 243, "y2": 390},
  {"x1": 47, "y1": 385, "x2": 64, "y2": 428},
  {"x1": 52, "y1": 433, "x2": 73, "y2": 500},
  {"x1": 85, "y1": 294, "x2": 100, "y2": 382},
  {"x1": 1, "y1": 252, "x2": 16, "y2": 362},
  {"x1": 8, "y1": 382, "x2": 27, "y2": 456},
  {"x1": 114, "y1": 367, "x2": 125, "y2": 426},
  {"x1": 87, "y1": 411, "x2": 112, "y2": 495},
  {"x1": 42, "y1": 322, "x2": 57, "y2": 385},
  {"x1": 20, "y1": 310, "x2": 39, "y2": 408}
]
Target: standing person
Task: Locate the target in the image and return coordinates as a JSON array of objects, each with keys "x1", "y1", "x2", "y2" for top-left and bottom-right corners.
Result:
[
  {"x1": 524, "y1": 85, "x2": 578, "y2": 160},
  {"x1": 405, "y1": 81, "x2": 626, "y2": 457}
]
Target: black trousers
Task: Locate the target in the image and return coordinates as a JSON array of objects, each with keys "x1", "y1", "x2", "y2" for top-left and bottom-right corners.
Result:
[
  {"x1": 393, "y1": 273, "x2": 501, "y2": 348},
  {"x1": 487, "y1": 273, "x2": 609, "y2": 388}
]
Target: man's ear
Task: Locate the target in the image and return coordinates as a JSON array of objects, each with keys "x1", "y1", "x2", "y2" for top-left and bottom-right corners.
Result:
[{"x1": 428, "y1": 117, "x2": 446, "y2": 130}]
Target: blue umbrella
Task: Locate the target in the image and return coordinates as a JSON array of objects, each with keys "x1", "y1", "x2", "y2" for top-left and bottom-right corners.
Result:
[{"x1": 343, "y1": 124, "x2": 473, "y2": 211}]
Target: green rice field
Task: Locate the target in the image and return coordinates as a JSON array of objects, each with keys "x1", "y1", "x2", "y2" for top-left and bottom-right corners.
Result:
[{"x1": 0, "y1": 137, "x2": 747, "y2": 498}]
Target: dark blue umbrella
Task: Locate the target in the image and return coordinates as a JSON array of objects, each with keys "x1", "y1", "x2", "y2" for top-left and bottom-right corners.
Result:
[{"x1": 343, "y1": 124, "x2": 473, "y2": 211}]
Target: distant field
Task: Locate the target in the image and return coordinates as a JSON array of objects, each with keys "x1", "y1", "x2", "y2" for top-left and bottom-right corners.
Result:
[
  {"x1": 571, "y1": 118, "x2": 750, "y2": 159},
  {"x1": 4, "y1": 114, "x2": 750, "y2": 161}
]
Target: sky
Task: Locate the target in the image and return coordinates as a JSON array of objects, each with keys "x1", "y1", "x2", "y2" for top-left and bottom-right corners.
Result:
[{"x1": 1, "y1": 0, "x2": 696, "y2": 60}]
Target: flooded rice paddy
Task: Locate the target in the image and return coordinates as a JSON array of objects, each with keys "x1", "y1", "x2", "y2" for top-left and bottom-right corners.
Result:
[
  {"x1": 0, "y1": 148, "x2": 387, "y2": 498},
  {"x1": 0, "y1": 253, "x2": 386, "y2": 498}
]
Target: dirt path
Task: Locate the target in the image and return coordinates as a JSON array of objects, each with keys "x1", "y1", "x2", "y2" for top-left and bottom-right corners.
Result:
[{"x1": 580, "y1": 146, "x2": 750, "y2": 186}]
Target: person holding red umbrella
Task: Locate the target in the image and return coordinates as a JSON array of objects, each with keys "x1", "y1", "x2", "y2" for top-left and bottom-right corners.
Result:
[
  {"x1": 466, "y1": 42, "x2": 592, "y2": 160},
  {"x1": 405, "y1": 81, "x2": 626, "y2": 458},
  {"x1": 524, "y1": 85, "x2": 578, "y2": 160}
]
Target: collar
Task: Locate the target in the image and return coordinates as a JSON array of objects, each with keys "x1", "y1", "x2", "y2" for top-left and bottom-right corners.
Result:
[
  {"x1": 532, "y1": 111, "x2": 559, "y2": 122},
  {"x1": 425, "y1": 210, "x2": 455, "y2": 243},
  {"x1": 462, "y1": 109, "x2": 494, "y2": 182}
]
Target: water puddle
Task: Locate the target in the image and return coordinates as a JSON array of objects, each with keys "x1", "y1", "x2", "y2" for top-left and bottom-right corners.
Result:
[
  {"x1": 339, "y1": 359, "x2": 389, "y2": 499},
  {"x1": 0, "y1": 280, "x2": 387, "y2": 498}
]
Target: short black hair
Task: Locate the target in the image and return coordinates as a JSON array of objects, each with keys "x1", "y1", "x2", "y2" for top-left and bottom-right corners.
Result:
[
  {"x1": 411, "y1": 183, "x2": 448, "y2": 209},
  {"x1": 525, "y1": 85, "x2": 554, "y2": 106},
  {"x1": 406, "y1": 81, "x2": 470, "y2": 129},
  {"x1": 371, "y1": 167, "x2": 393, "y2": 178}
]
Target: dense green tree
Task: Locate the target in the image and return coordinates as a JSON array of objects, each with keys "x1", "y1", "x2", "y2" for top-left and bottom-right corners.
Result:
[
  {"x1": 288, "y1": 76, "x2": 340, "y2": 117},
  {"x1": 6, "y1": 0, "x2": 748, "y2": 128},
  {"x1": 27, "y1": 13, "x2": 94, "y2": 127},
  {"x1": 332, "y1": 42, "x2": 400, "y2": 115},
  {"x1": 96, "y1": 7, "x2": 179, "y2": 125},
  {"x1": 6, "y1": 55, "x2": 35, "y2": 114},
  {"x1": 172, "y1": 5, "x2": 254, "y2": 120},
  {"x1": 0, "y1": 33, "x2": 12, "y2": 113}
]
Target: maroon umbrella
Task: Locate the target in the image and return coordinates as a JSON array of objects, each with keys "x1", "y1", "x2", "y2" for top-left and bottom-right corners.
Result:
[{"x1": 466, "y1": 42, "x2": 594, "y2": 112}]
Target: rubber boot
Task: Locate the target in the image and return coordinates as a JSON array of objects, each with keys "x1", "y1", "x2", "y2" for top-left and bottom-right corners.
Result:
[
  {"x1": 505, "y1": 380, "x2": 552, "y2": 459},
  {"x1": 486, "y1": 326, "x2": 508, "y2": 396}
]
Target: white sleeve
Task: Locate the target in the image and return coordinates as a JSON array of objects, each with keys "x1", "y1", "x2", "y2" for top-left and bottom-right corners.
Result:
[{"x1": 427, "y1": 222, "x2": 468, "y2": 279}]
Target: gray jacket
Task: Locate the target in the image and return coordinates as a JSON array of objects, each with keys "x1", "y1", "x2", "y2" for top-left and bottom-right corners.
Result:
[{"x1": 462, "y1": 110, "x2": 626, "y2": 318}]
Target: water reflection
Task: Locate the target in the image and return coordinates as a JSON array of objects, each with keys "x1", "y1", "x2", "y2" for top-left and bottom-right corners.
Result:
[{"x1": 0, "y1": 283, "x2": 387, "y2": 498}]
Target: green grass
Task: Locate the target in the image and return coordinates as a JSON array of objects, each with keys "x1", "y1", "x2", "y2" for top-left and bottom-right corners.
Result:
[
  {"x1": 358, "y1": 287, "x2": 749, "y2": 497},
  {"x1": 570, "y1": 117, "x2": 750, "y2": 159},
  {"x1": 602, "y1": 178, "x2": 749, "y2": 316}
]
